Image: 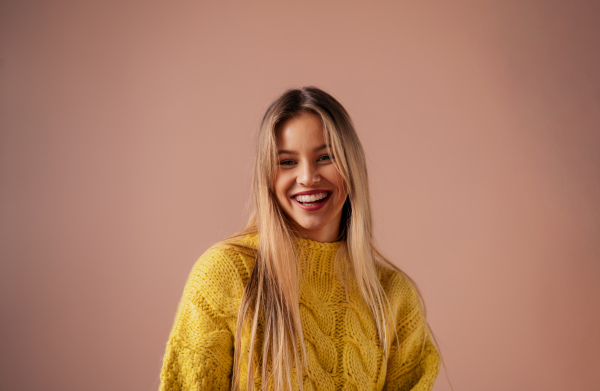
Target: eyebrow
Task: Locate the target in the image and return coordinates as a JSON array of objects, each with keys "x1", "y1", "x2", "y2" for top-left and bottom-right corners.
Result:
[{"x1": 277, "y1": 144, "x2": 331, "y2": 155}]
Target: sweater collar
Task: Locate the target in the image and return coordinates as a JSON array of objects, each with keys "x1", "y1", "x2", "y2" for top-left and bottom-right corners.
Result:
[
  {"x1": 295, "y1": 236, "x2": 343, "y2": 277},
  {"x1": 240, "y1": 233, "x2": 342, "y2": 251},
  {"x1": 295, "y1": 235, "x2": 342, "y2": 252},
  {"x1": 239, "y1": 233, "x2": 343, "y2": 277}
]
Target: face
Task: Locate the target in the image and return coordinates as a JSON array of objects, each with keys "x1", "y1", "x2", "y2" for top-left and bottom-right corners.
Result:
[{"x1": 274, "y1": 112, "x2": 348, "y2": 243}]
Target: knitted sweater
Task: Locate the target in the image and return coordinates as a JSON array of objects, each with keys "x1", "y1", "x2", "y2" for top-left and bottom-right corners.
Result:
[{"x1": 159, "y1": 235, "x2": 440, "y2": 390}]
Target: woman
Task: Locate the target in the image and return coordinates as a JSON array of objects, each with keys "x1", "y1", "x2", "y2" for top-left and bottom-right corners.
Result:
[{"x1": 159, "y1": 87, "x2": 440, "y2": 390}]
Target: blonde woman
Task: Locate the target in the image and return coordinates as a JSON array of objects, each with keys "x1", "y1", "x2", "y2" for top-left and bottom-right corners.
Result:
[{"x1": 159, "y1": 87, "x2": 441, "y2": 390}]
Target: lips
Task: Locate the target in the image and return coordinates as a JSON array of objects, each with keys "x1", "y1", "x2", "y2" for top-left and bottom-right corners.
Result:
[
  {"x1": 291, "y1": 190, "x2": 331, "y2": 211},
  {"x1": 294, "y1": 192, "x2": 328, "y2": 203}
]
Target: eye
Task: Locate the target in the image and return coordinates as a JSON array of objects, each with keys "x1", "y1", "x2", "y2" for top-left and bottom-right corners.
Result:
[
  {"x1": 279, "y1": 160, "x2": 296, "y2": 166},
  {"x1": 317, "y1": 154, "x2": 333, "y2": 162}
]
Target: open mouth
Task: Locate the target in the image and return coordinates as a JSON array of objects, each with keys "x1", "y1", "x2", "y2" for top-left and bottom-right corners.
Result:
[{"x1": 292, "y1": 191, "x2": 330, "y2": 207}]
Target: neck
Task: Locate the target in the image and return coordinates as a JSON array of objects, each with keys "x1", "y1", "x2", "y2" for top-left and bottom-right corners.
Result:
[{"x1": 293, "y1": 225, "x2": 341, "y2": 243}]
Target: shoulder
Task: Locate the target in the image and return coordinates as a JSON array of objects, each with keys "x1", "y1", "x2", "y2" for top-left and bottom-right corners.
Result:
[
  {"x1": 193, "y1": 234, "x2": 257, "y2": 280},
  {"x1": 377, "y1": 263, "x2": 422, "y2": 319},
  {"x1": 183, "y1": 234, "x2": 258, "y2": 315}
]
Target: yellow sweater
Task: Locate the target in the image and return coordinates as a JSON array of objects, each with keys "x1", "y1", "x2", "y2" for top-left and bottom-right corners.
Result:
[{"x1": 159, "y1": 235, "x2": 440, "y2": 390}]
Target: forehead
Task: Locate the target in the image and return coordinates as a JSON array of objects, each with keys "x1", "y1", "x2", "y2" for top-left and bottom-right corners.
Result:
[{"x1": 276, "y1": 112, "x2": 325, "y2": 149}]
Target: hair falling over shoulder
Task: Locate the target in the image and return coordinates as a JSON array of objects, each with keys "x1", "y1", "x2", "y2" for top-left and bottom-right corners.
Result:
[{"x1": 217, "y1": 87, "x2": 431, "y2": 391}]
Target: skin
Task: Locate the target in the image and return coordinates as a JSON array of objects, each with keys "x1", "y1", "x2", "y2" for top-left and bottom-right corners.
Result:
[{"x1": 274, "y1": 112, "x2": 348, "y2": 243}]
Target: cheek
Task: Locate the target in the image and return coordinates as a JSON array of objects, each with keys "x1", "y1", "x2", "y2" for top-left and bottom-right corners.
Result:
[
  {"x1": 329, "y1": 171, "x2": 347, "y2": 198},
  {"x1": 274, "y1": 173, "x2": 291, "y2": 202}
]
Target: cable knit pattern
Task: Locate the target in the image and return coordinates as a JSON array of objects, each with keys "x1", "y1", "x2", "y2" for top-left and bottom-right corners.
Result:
[{"x1": 159, "y1": 235, "x2": 440, "y2": 390}]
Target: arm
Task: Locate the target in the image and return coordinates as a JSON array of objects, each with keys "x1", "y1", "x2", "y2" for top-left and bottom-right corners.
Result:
[
  {"x1": 384, "y1": 277, "x2": 441, "y2": 391},
  {"x1": 159, "y1": 251, "x2": 237, "y2": 391}
]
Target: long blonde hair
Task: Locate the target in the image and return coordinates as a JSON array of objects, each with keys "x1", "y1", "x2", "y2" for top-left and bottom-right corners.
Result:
[{"x1": 224, "y1": 87, "x2": 427, "y2": 390}]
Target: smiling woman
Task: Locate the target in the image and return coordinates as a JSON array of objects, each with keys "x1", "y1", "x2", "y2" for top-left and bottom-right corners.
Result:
[{"x1": 159, "y1": 87, "x2": 441, "y2": 391}]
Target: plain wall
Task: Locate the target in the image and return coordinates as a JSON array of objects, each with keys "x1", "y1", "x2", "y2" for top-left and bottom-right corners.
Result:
[{"x1": 1, "y1": 1, "x2": 599, "y2": 390}]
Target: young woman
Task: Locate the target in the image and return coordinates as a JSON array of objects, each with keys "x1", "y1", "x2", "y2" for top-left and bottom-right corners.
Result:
[{"x1": 159, "y1": 87, "x2": 440, "y2": 390}]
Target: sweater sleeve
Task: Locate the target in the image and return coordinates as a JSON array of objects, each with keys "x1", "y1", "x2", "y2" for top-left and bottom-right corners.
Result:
[
  {"x1": 383, "y1": 277, "x2": 441, "y2": 391},
  {"x1": 159, "y1": 250, "x2": 239, "y2": 391}
]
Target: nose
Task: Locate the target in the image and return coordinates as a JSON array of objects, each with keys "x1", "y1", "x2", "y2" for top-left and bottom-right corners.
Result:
[{"x1": 297, "y1": 162, "x2": 320, "y2": 187}]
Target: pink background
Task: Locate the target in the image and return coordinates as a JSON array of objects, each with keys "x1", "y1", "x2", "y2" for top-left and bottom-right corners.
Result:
[{"x1": 1, "y1": 1, "x2": 599, "y2": 390}]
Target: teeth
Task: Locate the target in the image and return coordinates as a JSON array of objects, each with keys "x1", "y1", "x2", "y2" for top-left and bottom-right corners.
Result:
[{"x1": 294, "y1": 192, "x2": 327, "y2": 203}]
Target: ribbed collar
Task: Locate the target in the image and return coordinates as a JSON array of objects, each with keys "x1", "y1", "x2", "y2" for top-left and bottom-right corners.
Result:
[
  {"x1": 239, "y1": 233, "x2": 343, "y2": 274},
  {"x1": 295, "y1": 235, "x2": 342, "y2": 252},
  {"x1": 240, "y1": 233, "x2": 342, "y2": 251},
  {"x1": 295, "y1": 236, "x2": 343, "y2": 277}
]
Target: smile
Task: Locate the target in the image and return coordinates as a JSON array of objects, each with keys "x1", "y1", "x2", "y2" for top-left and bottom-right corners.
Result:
[{"x1": 292, "y1": 191, "x2": 331, "y2": 211}]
